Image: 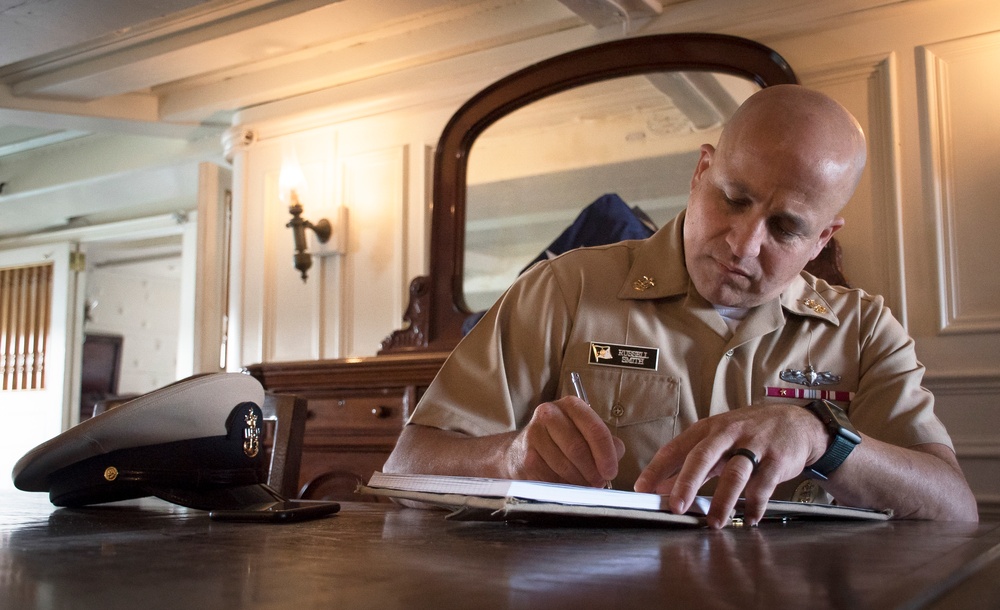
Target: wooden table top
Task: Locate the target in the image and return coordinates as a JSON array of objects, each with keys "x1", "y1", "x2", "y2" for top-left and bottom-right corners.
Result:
[{"x1": 1, "y1": 491, "x2": 998, "y2": 609}]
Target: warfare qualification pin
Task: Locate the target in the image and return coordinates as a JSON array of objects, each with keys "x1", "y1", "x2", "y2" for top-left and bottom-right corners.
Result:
[{"x1": 780, "y1": 364, "x2": 840, "y2": 387}]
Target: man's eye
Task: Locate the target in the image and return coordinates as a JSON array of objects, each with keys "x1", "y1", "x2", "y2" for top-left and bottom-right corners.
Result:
[{"x1": 770, "y1": 220, "x2": 800, "y2": 240}]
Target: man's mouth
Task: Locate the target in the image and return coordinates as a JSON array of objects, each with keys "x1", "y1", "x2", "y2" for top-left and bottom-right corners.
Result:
[{"x1": 716, "y1": 259, "x2": 753, "y2": 279}]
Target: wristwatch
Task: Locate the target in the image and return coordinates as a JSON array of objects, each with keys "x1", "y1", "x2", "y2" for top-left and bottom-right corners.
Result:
[{"x1": 801, "y1": 399, "x2": 861, "y2": 480}]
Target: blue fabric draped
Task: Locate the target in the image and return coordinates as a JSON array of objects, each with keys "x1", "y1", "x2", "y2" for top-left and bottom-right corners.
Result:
[{"x1": 519, "y1": 193, "x2": 656, "y2": 275}]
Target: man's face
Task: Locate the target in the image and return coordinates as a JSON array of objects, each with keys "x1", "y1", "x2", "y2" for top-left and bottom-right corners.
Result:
[{"x1": 683, "y1": 141, "x2": 845, "y2": 309}]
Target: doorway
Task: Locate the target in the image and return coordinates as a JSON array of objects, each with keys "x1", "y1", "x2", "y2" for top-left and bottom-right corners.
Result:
[{"x1": 78, "y1": 232, "x2": 188, "y2": 420}]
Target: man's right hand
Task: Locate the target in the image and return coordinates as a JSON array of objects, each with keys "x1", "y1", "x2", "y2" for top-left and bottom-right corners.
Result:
[{"x1": 505, "y1": 396, "x2": 625, "y2": 488}]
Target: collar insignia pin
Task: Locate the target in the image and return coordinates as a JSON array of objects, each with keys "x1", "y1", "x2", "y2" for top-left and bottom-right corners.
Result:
[
  {"x1": 802, "y1": 298, "x2": 829, "y2": 314},
  {"x1": 633, "y1": 275, "x2": 655, "y2": 291},
  {"x1": 780, "y1": 364, "x2": 841, "y2": 387}
]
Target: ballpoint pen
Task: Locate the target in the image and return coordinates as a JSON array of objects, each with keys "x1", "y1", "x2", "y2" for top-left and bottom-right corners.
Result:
[
  {"x1": 569, "y1": 371, "x2": 613, "y2": 490},
  {"x1": 570, "y1": 371, "x2": 589, "y2": 405}
]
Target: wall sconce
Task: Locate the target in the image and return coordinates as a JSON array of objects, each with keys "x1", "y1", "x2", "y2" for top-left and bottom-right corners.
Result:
[
  {"x1": 286, "y1": 189, "x2": 330, "y2": 281},
  {"x1": 279, "y1": 154, "x2": 342, "y2": 282}
]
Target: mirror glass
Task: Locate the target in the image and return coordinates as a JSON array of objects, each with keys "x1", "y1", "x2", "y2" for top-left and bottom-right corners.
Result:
[{"x1": 463, "y1": 71, "x2": 760, "y2": 312}]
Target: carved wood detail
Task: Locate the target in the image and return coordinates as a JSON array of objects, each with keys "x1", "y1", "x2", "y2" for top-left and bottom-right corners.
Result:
[{"x1": 379, "y1": 275, "x2": 431, "y2": 354}]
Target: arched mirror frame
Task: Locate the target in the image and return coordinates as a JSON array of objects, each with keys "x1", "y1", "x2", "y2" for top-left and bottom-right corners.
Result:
[{"x1": 380, "y1": 33, "x2": 798, "y2": 355}]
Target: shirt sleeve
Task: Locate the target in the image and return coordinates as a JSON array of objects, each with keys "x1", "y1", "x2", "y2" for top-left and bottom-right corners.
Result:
[
  {"x1": 406, "y1": 260, "x2": 574, "y2": 435},
  {"x1": 849, "y1": 293, "x2": 954, "y2": 450}
]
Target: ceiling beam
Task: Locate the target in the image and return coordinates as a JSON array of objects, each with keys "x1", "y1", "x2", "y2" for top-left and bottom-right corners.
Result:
[
  {"x1": 3, "y1": 0, "x2": 337, "y2": 98},
  {"x1": 159, "y1": 0, "x2": 582, "y2": 122}
]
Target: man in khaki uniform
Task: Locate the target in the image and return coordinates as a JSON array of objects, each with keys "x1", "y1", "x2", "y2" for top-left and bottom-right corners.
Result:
[{"x1": 384, "y1": 85, "x2": 978, "y2": 527}]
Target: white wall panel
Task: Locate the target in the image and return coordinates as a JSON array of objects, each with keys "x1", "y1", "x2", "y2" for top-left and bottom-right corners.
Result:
[
  {"x1": 236, "y1": 127, "x2": 340, "y2": 364},
  {"x1": 340, "y1": 146, "x2": 408, "y2": 356},
  {"x1": 920, "y1": 31, "x2": 1000, "y2": 335},
  {"x1": 925, "y1": 372, "x2": 1000, "y2": 518}
]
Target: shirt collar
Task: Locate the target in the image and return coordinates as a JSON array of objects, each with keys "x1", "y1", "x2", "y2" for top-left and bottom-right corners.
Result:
[
  {"x1": 617, "y1": 210, "x2": 689, "y2": 301},
  {"x1": 780, "y1": 274, "x2": 840, "y2": 326}
]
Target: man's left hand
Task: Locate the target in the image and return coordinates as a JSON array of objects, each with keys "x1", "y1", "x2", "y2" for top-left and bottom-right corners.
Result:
[{"x1": 633, "y1": 402, "x2": 829, "y2": 528}]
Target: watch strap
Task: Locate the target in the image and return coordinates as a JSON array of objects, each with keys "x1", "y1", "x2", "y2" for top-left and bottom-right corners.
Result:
[
  {"x1": 804, "y1": 433, "x2": 856, "y2": 480},
  {"x1": 802, "y1": 399, "x2": 860, "y2": 480}
]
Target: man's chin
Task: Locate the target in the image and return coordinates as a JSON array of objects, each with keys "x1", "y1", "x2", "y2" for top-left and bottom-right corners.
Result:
[
  {"x1": 691, "y1": 267, "x2": 766, "y2": 308},
  {"x1": 703, "y1": 285, "x2": 763, "y2": 309}
]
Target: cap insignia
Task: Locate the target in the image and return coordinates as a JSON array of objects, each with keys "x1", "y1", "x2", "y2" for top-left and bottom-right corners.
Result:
[{"x1": 243, "y1": 410, "x2": 260, "y2": 458}]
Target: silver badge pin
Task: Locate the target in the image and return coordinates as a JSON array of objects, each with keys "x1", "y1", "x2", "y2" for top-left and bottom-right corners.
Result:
[{"x1": 779, "y1": 364, "x2": 841, "y2": 387}]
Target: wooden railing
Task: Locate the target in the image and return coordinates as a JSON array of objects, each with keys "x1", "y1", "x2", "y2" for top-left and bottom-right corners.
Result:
[{"x1": 0, "y1": 262, "x2": 53, "y2": 390}]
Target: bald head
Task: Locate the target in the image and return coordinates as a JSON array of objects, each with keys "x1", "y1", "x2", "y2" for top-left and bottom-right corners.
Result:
[
  {"x1": 683, "y1": 85, "x2": 868, "y2": 308},
  {"x1": 717, "y1": 84, "x2": 867, "y2": 214}
]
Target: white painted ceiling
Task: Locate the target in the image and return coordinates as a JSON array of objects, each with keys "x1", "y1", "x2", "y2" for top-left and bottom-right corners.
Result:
[
  {"x1": 0, "y1": 0, "x2": 908, "y2": 243},
  {"x1": 0, "y1": 0, "x2": 608, "y2": 239},
  {"x1": 0, "y1": 0, "x2": 698, "y2": 246},
  {"x1": 0, "y1": 0, "x2": 592, "y2": 156}
]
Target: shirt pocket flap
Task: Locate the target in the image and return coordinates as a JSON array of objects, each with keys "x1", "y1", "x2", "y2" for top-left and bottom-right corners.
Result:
[{"x1": 571, "y1": 367, "x2": 679, "y2": 427}]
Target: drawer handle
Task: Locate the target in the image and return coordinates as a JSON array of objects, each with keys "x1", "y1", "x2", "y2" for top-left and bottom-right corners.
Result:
[{"x1": 372, "y1": 406, "x2": 391, "y2": 418}]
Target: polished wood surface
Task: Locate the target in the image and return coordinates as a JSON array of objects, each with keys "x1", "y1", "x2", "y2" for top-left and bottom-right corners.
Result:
[{"x1": 2, "y1": 491, "x2": 997, "y2": 609}]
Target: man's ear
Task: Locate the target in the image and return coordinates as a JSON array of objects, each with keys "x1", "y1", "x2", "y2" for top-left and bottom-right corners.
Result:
[
  {"x1": 690, "y1": 144, "x2": 715, "y2": 190},
  {"x1": 809, "y1": 217, "x2": 845, "y2": 260}
]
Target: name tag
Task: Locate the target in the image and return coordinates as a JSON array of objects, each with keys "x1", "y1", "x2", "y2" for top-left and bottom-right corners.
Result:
[{"x1": 588, "y1": 342, "x2": 658, "y2": 371}]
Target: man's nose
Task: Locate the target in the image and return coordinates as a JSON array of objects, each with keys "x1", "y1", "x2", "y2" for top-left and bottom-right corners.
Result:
[{"x1": 727, "y1": 220, "x2": 766, "y2": 259}]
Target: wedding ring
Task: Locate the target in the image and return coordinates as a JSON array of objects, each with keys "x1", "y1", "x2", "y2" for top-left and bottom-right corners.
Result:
[{"x1": 731, "y1": 448, "x2": 759, "y2": 472}]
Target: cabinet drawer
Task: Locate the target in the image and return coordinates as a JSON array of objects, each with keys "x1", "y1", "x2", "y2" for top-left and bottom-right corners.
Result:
[{"x1": 306, "y1": 393, "x2": 405, "y2": 436}]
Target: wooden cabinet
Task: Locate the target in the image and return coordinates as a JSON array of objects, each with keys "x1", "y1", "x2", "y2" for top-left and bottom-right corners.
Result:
[{"x1": 245, "y1": 352, "x2": 448, "y2": 501}]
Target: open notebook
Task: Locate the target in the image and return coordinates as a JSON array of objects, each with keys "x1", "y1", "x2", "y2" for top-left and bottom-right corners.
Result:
[{"x1": 360, "y1": 472, "x2": 892, "y2": 527}]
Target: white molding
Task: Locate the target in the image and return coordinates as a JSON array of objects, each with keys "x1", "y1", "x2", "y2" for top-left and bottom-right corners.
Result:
[
  {"x1": 975, "y1": 494, "x2": 1000, "y2": 520},
  {"x1": 0, "y1": 213, "x2": 190, "y2": 250},
  {"x1": 953, "y1": 440, "x2": 1000, "y2": 459},
  {"x1": 920, "y1": 31, "x2": 1000, "y2": 335},
  {"x1": 924, "y1": 370, "x2": 1000, "y2": 394},
  {"x1": 922, "y1": 371, "x2": 1000, "y2": 463}
]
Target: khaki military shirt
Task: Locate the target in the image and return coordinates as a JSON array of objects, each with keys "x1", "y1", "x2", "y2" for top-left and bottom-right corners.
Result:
[{"x1": 408, "y1": 212, "x2": 953, "y2": 492}]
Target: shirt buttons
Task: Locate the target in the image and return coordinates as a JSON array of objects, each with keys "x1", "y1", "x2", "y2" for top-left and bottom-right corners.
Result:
[
  {"x1": 611, "y1": 403, "x2": 625, "y2": 418},
  {"x1": 725, "y1": 349, "x2": 735, "y2": 358}
]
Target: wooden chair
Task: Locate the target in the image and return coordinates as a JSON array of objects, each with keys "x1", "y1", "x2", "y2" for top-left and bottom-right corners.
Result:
[{"x1": 260, "y1": 392, "x2": 308, "y2": 500}]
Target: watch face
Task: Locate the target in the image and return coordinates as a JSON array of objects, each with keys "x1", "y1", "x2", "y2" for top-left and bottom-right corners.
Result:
[
  {"x1": 829, "y1": 405, "x2": 862, "y2": 444},
  {"x1": 813, "y1": 400, "x2": 861, "y2": 444}
]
